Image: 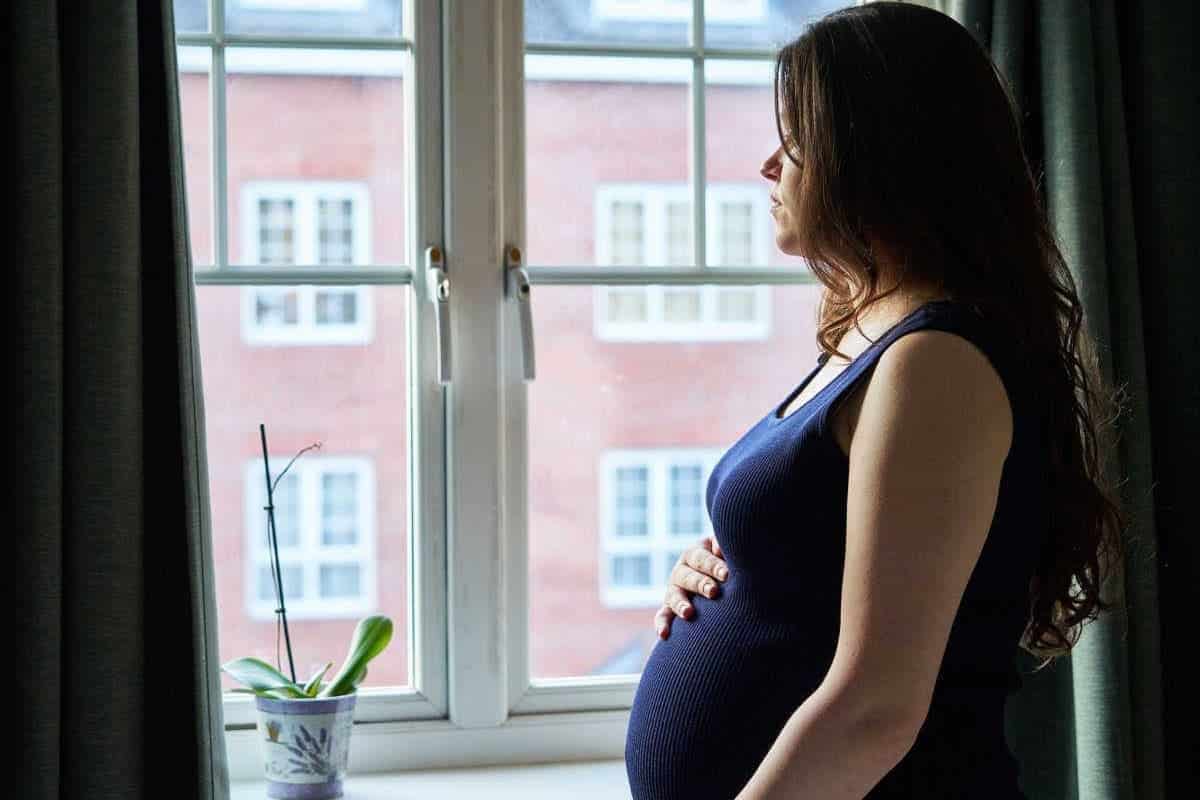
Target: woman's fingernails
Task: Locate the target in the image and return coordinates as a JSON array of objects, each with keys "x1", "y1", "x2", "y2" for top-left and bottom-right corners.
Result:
[{"x1": 717, "y1": 567, "x2": 728, "y2": 580}]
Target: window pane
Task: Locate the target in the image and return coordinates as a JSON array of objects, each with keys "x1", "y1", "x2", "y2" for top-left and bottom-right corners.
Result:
[
  {"x1": 174, "y1": 0, "x2": 208, "y2": 33},
  {"x1": 320, "y1": 564, "x2": 362, "y2": 598},
  {"x1": 703, "y1": 0, "x2": 842, "y2": 49},
  {"x1": 663, "y1": 288, "x2": 702, "y2": 323},
  {"x1": 718, "y1": 287, "x2": 757, "y2": 322},
  {"x1": 665, "y1": 550, "x2": 684, "y2": 581},
  {"x1": 258, "y1": 564, "x2": 304, "y2": 601},
  {"x1": 254, "y1": 288, "x2": 300, "y2": 326},
  {"x1": 322, "y1": 472, "x2": 359, "y2": 545},
  {"x1": 665, "y1": 201, "x2": 692, "y2": 266},
  {"x1": 614, "y1": 466, "x2": 649, "y2": 537},
  {"x1": 705, "y1": 59, "x2": 811, "y2": 270},
  {"x1": 669, "y1": 464, "x2": 704, "y2": 535},
  {"x1": 177, "y1": 47, "x2": 212, "y2": 266},
  {"x1": 225, "y1": 0, "x2": 403, "y2": 39},
  {"x1": 528, "y1": 283, "x2": 822, "y2": 678},
  {"x1": 525, "y1": 55, "x2": 690, "y2": 267},
  {"x1": 315, "y1": 290, "x2": 358, "y2": 325},
  {"x1": 720, "y1": 201, "x2": 755, "y2": 265},
  {"x1": 611, "y1": 555, "x2": 652, "y2": 587},
  {"x1": 526, "y1": 0, "x2": 690, "y2": 47},
  {"x1": 606, "y1": 288, "x2": 649, "y2": 323},
  {"x1": 257, "y1": 198, "x2": 297, "y2": 264},
  {"x1": 318, "y1": 198, "x2": 356, "y2": 265},
  {"x1": 227, "y1": 48, "x2": 407, "y2": 266},
  {"x1": 200, "y1": 285, "x2": 410, "y2": 690}
]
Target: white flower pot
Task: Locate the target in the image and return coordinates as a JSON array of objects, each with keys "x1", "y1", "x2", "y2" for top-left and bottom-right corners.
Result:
[{"x1": 254, "y1": 693, "x2": 357, "y2": 799}]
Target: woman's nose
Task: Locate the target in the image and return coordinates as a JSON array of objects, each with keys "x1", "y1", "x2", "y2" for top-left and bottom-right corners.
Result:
[{"x1": 760, "y1": 149, "x2": 780, "y2": 180}]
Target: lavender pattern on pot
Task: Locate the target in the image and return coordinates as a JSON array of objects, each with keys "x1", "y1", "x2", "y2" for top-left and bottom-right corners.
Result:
[{"x1": 287, "y1": 724, "x2": 334, "y2": 777}]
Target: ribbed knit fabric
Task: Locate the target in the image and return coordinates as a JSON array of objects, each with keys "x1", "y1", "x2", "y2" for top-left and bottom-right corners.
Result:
[{"x1": 624, "y1": 299, "x2": 1046, "y2": 799}]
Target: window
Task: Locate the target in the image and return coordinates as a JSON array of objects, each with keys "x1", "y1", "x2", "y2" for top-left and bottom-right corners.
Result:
[
  {"x1": 594, "y1": 183, "x2": 772, "y2": 341},
  {"x1": 600, "y1": 449, "x2": 722, "y2": 608},
  {"x1": 593, "y1": 0, "x2": 767, "y2": 24},
  {"x1": 240, "y1": 0, "x2": 368, "y2": 11},
  {"x1": 176, "y1": 0, "x2": 834, "y2": 780},
  {"x1": 244, "y1": 456, "x2": 376, "y2": 620},
  {"x1": 240, "y1": 181, "x2": 373, "y2": 345}
]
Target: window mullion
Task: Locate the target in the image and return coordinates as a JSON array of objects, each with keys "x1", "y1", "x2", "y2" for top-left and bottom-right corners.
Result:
[{"x1": 445, "y1": 0, "x2": 508, "y2": 728}]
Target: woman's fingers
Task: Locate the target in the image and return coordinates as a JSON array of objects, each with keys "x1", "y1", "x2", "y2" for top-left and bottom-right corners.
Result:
[
  {"x1": 654, "y1": 604, "x2": 676, "y2": 639},
  {"x1": 653, "y1": 539, "x2": 730, "y2": 639}
]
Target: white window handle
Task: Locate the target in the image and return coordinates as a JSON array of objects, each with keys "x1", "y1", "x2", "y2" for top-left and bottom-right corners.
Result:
[
  {"x1": 505, "y1": 245, "x2": 536, "y2": 381},
  {"x1": 425, "y1": 245, "x2": 452, "y2": 385}
]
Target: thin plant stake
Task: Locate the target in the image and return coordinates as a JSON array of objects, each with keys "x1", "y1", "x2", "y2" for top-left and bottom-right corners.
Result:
[{"x1": 260, "y1": 423, "x2": 298, "y2": 684}]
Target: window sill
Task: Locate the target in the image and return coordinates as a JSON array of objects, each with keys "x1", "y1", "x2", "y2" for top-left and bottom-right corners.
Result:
[{"x1": 230, "y1": 758, "x2": 628, "y2": 799}]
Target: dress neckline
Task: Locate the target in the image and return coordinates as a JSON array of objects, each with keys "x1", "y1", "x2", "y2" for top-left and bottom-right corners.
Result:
[{"x1": 769, "y1": 298, "x2": 955, "y2": 425}]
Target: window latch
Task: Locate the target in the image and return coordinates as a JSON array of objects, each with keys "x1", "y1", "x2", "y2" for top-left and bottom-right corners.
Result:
[
  {"x1": 425, "y1": 245, "x2": 452, "y2": 384},
  {"x1": 505, "y1": 245, "x2": 536, "y2": 381}
]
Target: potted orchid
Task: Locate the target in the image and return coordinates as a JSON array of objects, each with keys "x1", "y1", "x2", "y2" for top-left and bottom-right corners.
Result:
[
  {"x1": 222, "y1": 616, "x2": 393, "y2": 799},
  {"x1": 221, "y1": 427, "x2": 393, "y2": 799}
]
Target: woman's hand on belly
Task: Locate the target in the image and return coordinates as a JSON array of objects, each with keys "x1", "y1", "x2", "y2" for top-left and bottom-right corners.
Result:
[{"x1": 654, "y1": 533, "x2": 730, "y2": 639}]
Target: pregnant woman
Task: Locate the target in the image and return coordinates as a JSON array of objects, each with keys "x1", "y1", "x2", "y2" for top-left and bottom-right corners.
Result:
[{"x1": 623, "y1": 3, "x2": 1125, "y2": 799}]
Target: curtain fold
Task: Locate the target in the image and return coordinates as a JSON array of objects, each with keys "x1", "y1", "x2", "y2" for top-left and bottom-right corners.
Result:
[
  {"x1": 937, "y1": 1, "x2": 1187, "y2": 798},
  {"x1": 12, "y1": 1, "x2": 229, "y2": 798}
]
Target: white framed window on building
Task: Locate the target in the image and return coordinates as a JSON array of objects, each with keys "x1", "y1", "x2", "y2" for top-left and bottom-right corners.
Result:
[
  {"x1": 243, "y1": 455, "x2": 377, "y2": 620},
  {"x1": 239, "y1": 0, "x2": 368, "y2": 12},
  {"x1": 240, "y1": 180, "x2": 374, "y2": 345},
  {"x1": 599, "y1": 448, "x2": 724, "y2": 608},
  {"x1": 593, "y1": 0, "x2": 767, "y2": 24},
  {"x1": 594, "y1": 182, "x2": 772, "y2": 342}
]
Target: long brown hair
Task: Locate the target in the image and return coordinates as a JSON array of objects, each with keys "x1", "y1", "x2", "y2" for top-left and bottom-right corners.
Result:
[{"x1": 773, "y1": 2, "x2": 1127, "y2": 669}]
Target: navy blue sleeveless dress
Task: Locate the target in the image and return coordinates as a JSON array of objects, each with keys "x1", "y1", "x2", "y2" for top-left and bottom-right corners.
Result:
[{"x1": 624, "y1": 299, "x2": 1046, "y2": 799}]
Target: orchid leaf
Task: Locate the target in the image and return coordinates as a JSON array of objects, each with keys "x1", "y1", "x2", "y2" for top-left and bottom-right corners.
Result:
[
  {"x1": 221, "y1": 657, "x2": 307, "y2": 698},
  {"x1": 303, "y1": 662, "x2": 334, "y2": 697},
  {"x1": 318, "y1": 615, "x2": 392, "y2": 698}
]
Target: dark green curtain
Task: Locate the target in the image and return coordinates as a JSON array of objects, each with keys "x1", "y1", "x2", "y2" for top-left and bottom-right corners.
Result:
[
  {"x1": 938, "y1": 1, "x2": 1199, "y2": 798},
  {"x1": 11, "y1": 1, "x2": 229, "y2": 798}
]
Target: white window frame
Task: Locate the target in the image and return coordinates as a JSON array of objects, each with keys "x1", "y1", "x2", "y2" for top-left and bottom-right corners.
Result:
[
  {"x1": 176, "y1": 0, "x2": 825, "y2": 780},
  {"x1": 593, "y1": 182, "x2": 772, "y2": 342},
  {"x1": 243, "y1": 456, "x2": 378, "y2": 620},
  {"x1": 593, "y1": 0, "x2": 767, "y2": 24},
  {"x1": 599, "y1": 449, "x2": 722, "y2": 608},
  {"x1": 240, "y1": 0, "x2": 368, "y2": 12},
  {"x1": 239, "y1": 180, "x2": 375, "y2": 345}
]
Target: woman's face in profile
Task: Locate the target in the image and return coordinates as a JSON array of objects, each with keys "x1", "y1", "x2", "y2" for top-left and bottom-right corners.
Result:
[{"x1": 759, "y1": 127, "x2": 806, "y2": 257}]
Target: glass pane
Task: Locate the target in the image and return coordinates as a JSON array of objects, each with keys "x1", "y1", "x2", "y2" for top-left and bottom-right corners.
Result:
[
  {"x1": 705, "y1": 59, "x2": 811, "y2": 270},
  {"x1": 177, "y1": 46, "x2": 212, "y2": 266},
  {"x1": 665, "y1": 550, "x2": 684, "y2": 580},
  {"x1": 529, "y1": 283, "x2": 822, "y2": 678},
  {"x1": 718, "y1": 287, "x2": 757, "y2": 321},
  {"x1": 255, "y1": 288, "x2": 300, "y2": 326},
  {"x1": 225, "y1": 0, "x2": 403, "y2": 39},
  {"x1": 615, "y1": 466, "x2": 650, "y2": 536},
  {"x1": 703, "y1": 0, "x2": 842, "y2": 49},
  {"x1": 315, "y1": 290, "x2": 358, "y2": 325},
  {"x1": 663, "y1": 288, "x2": 702, "y2": 322},
  {"x1": 201, "y1": 285, "x2": 411, "y2": 690},
  {"x1": 322, "y1": 472, "x2": 359, "y2": 545},
  {"x1": 258, "y1": 564, "x2": 304, "y2": 601},
  {"x1": 669, "y1": 464, "x2": 704, "y2": 535},
  {"x1": 526, "y1": 0, "x2": 690, "y2": 47},
  {"x1": 665, "y1": 201, "x2": 692, "y2": 265},
  {"x1": 605, "y1": 288, "x2": 649, "y2": 323},
  {"x1": 525, "y1": 55, "x2": 691, "y2": 267},
  {"x1": 320, "y1": 564, "x2": 362, "y2": 598},
  {"x1": 226, "y1": 48, "x2": 408, "y2": 267},
  {"x1": 174, "y1": 0, "x2": 209, "y2": 33},
  {"x1": 612, "y1": 555, "x2": 652, "y2": 587}
]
